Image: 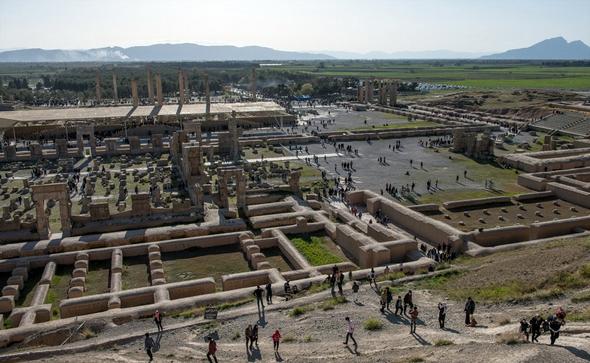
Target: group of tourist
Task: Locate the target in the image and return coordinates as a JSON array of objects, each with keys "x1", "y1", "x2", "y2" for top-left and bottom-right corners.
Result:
[
  {"x1": 423, "y1": 243, "x2": 456, "y2": 263},
  {"x1": 519, "y1": 308, "x2": 566, "y2": 345}
]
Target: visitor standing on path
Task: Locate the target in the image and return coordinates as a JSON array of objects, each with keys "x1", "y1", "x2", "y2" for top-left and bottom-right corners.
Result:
[
  {"x1": 253, "y1": 285, "x2": 264, "y2": 310},
  {"x1": 395, "y1": 296, "x2": 403, "y2": 315},
  {"x1": 206, "y1": 337, "x2": 218, "y2": 363},
  {"x1": 272, "y1": 329, "x2": 282, "y2": 352},
  {"x1": 352, "y1": 281, "x2": 360, "y2": 303},
  {"x1": 410, "y1": 306, "x2": 419, "y2": 334},
  {"x1": 144, "y1": 333, "x2": 155, "y2": 362},
  {"x1": 250, "y1": 324, "x2": 259, "y2": 349},
  {"x1": 343, "y1": 317, "x2": 358, "y2": 349},
  {"x1": 386, "y1": 287, "x2": 392, "y2": 310},
  {"x1": 549, "y1": 318, "x2": 562, "y2": 345},
  {"x1": 369, "y1": 268, "x2": 376, "y2": 289},
  {"x1": 153, "y1": 309, "x2": 163, "y2": 332},
  {"x1": 338, "y1": 272, "x2": 344, "y2": 295},
  {"x1": 530, "y1": 314, "x2": 543, "y2": 343},
  {"x1": 265, "y1": 283, "x2": 273, "y2": 305},
  {"x1": 464, "y1": 297, "x2": 476, "y2": 326},
  {"x1": 403, "y1": 290, "x2": 413, "y2": 314},
  {"x1": 437, "y1": 302, "x2": 447, "y2": 329},
  {"x1": 245, "y1": 324, "x2": 252, "y2": 349}
]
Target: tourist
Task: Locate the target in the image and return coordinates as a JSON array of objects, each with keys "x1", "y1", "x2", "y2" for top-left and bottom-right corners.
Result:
[
  {"x1": 530, "y1": 314, "x2": 543, "y2": 343},
  {"x1": 395, "y1": 295, "x2": 403, "y2": 315},
  {"x1": 384, "y1": 287, "x2": 392, "y2": 310},
  {"x1": 464, "y1": 297, "x2": 476, "y2": 326},
  {"x1": 265, "y1": 282, "x2": 273, "y2": 305},
  {"x1": 153, "y1": 309, "x2": 163, "y2": 332},
  {"x1": 330, "y1": 273, "x2": 336, "y2": 294},
  {"x1": 249, "y1": 324, "x2": 259, "y2": 349},
  {"x1": 519, "y1": 318, "x2": 530, "y2": 341},
  {"x1": 410, "y1": 306, "x2": 419, "y2": 334},
  {"x1": 438, "y1": 302, "x2": 447, "y2": 329},
  {"x1": 403, "y1": 290, "x2": 413, "y2": 314},
  {"x1": 380, "y1": 289, "x2": 387, "y2": 313},
  {"x1": 245, "y1": 324, "x2": 252, "y2": 349},
  {"x1": 343, "y1": 317, "x2": 358, "y2": 348},
  {"x1": 206, "y1": 336, "x2": 218, "y2": 363},
  {"x1": 384, "y1": 265, "x2": 390, "y2": 275},
  {"x1": 253, "y1": 285, "x2": 264, "y2": 310},
  {"x1": 352, "y1": 281, "x2": 360, "y2": 303},
  {"x1": 144, "y1": 332, "x2": 155, "y2": 362},
  {"x1": 338, "y1": 271, "x2": 344, "y2": 295},
  {"x1": 272, "y1": 329, "x2": 281, "y2": 352},
  {"x1": 369, "y1": 267, "x2": 376, "y2": 288},
  {"x1": 549, "y1": 318, "x2": 562, "y2": 345}
]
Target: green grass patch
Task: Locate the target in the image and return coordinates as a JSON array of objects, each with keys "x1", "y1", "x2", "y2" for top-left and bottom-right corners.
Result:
[
  {"x1": 363, "y1": 317, "x2": 384, "y2": 331},
  {"x1": 320, "y1": 296, "x2": 348, "y2": 311},
  {"x1": 568, "y1": 307, "x2": 590, "y2": 322},
  {"x1": 434, "y1": 339, "x2": 454, "y2": 346},
  {"x1": 289, "y1": 305, "x2": 314, "y2": 317},
  {"x1": 290, "y1": 235, "x2": 344, "y2": 266}
]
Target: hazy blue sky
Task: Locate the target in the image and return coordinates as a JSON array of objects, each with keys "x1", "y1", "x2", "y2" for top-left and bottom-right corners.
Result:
[{"x1": 1, "y1": 0, "x2": 589, "y2": 53}]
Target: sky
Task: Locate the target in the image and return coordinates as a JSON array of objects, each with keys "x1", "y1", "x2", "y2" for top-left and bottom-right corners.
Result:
[{"x1": 1, "y1": 0, "x2": 589, "y2": 53}]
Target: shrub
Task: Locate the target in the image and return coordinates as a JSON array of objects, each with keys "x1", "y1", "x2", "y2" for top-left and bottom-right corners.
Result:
[
  {"x1": 282, "y1": 335, "x2": 296, "y2": 343},
  {"x1": 434, "y1": 339, "x2": 454, "y2": 346},
  {"x1": 289, "y1": 305, "x2": 313, "y2": 317},
  {"x1": 496, "y1": 331, "x2": 526, "y2": 345},
  {"x1": 320, "y1": 296, "x2": 348, "y2": 310},
  {"x1": 498, "y1": 318, "x2": 511, "y2": 326},
  {"x1": 363, "y1": 318, "x2": 383, "y2": 331},
  {"x1": 303, "y1": 335, "x2": 313, "y2": 343}
]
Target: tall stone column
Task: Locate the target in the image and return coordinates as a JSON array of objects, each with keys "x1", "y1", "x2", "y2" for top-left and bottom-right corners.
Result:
[
  {"x1": 131, "y1": 79, "x2": 139, "y2": 107},
  {"x1": 147, "y1": 66, "x2": 154, "y2": 103},
  {"x1": 156, "y1": 73, "x2": 164, "y2": 105},
  {"x1": 229, "y1": 112, "x2": 240, "y2": 161},
  {"x1": 178, "y1": 70, "x2": 185, "y2": 106},
  {"x1": 95, "y1": 71, "x2": 102, "y2": 104},
  {"x1": 250, "y1": 67, "x2": 256, "y2": 101},
  {"x1": 389, "y1": 81, "x2": 398, "y2": 107},
  {"x1": 112, "y1": 72, "x2": 118, "y2": 104},
  {"x1": 366, "y1": 80, "x2": 373, "y2": 104},
  {"x1": 204, "y1": 73, "x2": 211, "y2": 120},
  {"x1": 183, "y1": 70, "x2": 189, "y2": 103},
  {"x1": 59, "y1": 200, "x2": 72, "y2": 237},
  {"x1": 35, "y1": 200, "x2": 49, "y2": 239}
]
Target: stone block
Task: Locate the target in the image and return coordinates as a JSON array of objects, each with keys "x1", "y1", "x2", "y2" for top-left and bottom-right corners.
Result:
[
  {"x1": 148, "y1": 251, "x2": 161, "y2": 261},
  {"x1": 11, "y1": 267, "x2": 28, "y2": 281},
  {"x1": 72, "y1": 268, "x2": 87, "y2": 278},
  {"x1": 67, "y1": 286, "x2": 84, "y2": 298},
  {"x1": 6, "y1": 276, "x2": 24, "y2": 289},
  {"x1": 150, "y1": 260, "x2": 163, "y2": 270},
  {"x1": 76, "y1": 252, "x2": 89, "y2": 261},
  {"x1": 147, "y1": 244, "x2": 160, "y2": 253},
  {"x1": 108, "y1": 296, "x2": 121, "y2": 309},
  {"x1": 74, "y1": 260, "x2": 89, "y2": 269},
  {"x1": 70, "y1": 277, "x2": 86, "y2": 289},
  {"x1": 1, "y1": 285, "x2": 19, "y2": 300},
  {"x1": 152, "y1": 278, "x2": 167, "y2": 286},
  {"x1": 0, "y1": 296, "x2": 15, "y2": 313},
  {"x1": 150, "y1": 268, "x2": 165, "y2": 280}
]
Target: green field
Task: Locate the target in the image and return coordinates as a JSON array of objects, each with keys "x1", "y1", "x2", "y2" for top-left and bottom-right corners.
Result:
[{"x1": 270, "y1": 62, "x2": 590, "y2": 90}]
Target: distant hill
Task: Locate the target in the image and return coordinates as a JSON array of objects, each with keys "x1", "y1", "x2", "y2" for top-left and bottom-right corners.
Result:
[
  {"x1": 482, "y1": 37, "x2": 590, "y2": 60},
  {"x1": 323, "y1": 50, "x2": 488, "y2": 59},
  {"x1": 0, "y1": 43, "x2": 333, "y2": 62}
]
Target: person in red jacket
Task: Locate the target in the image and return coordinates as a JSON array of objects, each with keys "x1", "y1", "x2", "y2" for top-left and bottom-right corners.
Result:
[
  {"x1": 272, "y1": 329, "x2": 281, "y2": 353},
  {"x1": 206, "y1": 336, "x2": 218, "y2": 363}
]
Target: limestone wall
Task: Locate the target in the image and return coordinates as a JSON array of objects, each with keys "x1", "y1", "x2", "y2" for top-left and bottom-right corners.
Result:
[{"x1": 442, "y1": 196, "x2": 512, "y2": 210}]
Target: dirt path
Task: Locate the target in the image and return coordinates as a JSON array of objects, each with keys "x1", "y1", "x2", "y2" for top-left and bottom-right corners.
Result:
[{"x1": 10, "y1": 281, "x2": 589, "y2": 363}]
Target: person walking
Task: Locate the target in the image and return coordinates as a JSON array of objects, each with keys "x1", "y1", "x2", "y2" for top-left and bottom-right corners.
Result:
[
  {"x1": 343, "y1": 317, "x2": 358, "y2": 349},
  {"x1": 410, "y1": 306, "x2": 419, "y2": 334},
  {"x1": 386, "y1": 287, "x2": 393, "y2": 310},
  {"x1": 253, "y1": 285, "x2": 264, "y2": 310},
  {"x1": 380, "y1": 289, "x2": 387, "y2": 313},
  {"x1": 549, "y1": 318, "x2": 562, "y2": 345},
  {"x1": 206, "y1": 337, "x2": 218, "y2": 363},
  {"x1": 245, "y1": 324, "x2": 252, "y2": 349},
  {"x1": 464, "y1": 297, "x2": 476, "y2": 326},
  {"x1": 265, "y1": 283, "x2": 273, "y2": 305},
  {"x1": 144, "y1": 333, "x2": 155, "y2": 362},
  {"x1": 395, "y1": 296, "x2": 403, "y2": 315},
  {"x1": 352, "y1": 281, "x2": 360, "y2": 303},
  {"x1": 529, "y1": 314, "x2": 543, "y2": 343},
  {"x1": 437, "y1": 302, "x2": 447, "y2": 329},
  {"x1": 250, "y1": 324, "x2": 259, "y2": 349},
  {"x1": 338, "y1": 272, "x2": 344, "y2": 295},
  {"x1": 519, "y1": 318, "x2": 530, "y2": 341},
  {"x1": 153, "y1": 309, "x2": 163, "y2": 332},
  {"x1": 369, "y1": 268, "x2": 376, "y2": 288},
  {"x1": 403, "y1": 290, "x2": 413, "y2": 314},
  {"x1": 272, "y1": 329, "x2": 281, "y2": 353}
]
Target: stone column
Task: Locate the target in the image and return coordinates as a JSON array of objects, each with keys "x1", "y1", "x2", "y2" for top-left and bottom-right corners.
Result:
[
  {"x1": 59, "y1": 200, "x2": 72, "y2": 237},
  {"x1": 95, "y1": 70, "x2": 102, "y2": 104},
  {"x1": 178, "y1": 70, "x2": 184, "y2": 106},
  {"x1": 34, "y1": 199, "x2": 48, "y2": 239},
  {"x1": 131, "y1": 79, "x2": 139, "y2": 107},
  {"x1": 366, "y1": 80, "x2": 373, "y2": 104},
  {"x1": 236, "y1": 172, "x2": 246, "y2": 209},
  {"x1": 204, "y1": 73, "x2": 211, "y2": 120},
  {"x1": 29, "y1": 142, "x2": 42, "y2": 159},
  {"x1": 112, "y1": 71, "x2": 118, "y2": 104},
  {"x1": 183, "y1": 70, "x2": 189, "y2": 103},
  {"x1": 56, "y1": 139, "x2": 68, "y2": 157},
  {"x1": 4, "y1": 144, "x2": 16, "y2": 160},
  {"x1": 250, "y1": 67, "x2": 256, "y2": 101},
  {"x1": 156, "y1": 73, "x2": 164, "y2": 105},
  {"x1": 146, "y1": 66, "x2": 154, "y2": 103},
  {"x1": 228, "y1": 112, "x2": 240, "y2": 161},
  {"x1": 357, "y1": 81, "x2": 363, "y2": 102},
  {"x1": 389, "y1": 81, "x2": 398, "y2": 107}
]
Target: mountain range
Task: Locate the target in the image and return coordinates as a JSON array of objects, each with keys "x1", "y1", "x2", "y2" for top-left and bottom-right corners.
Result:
[
  {"x1": 1, "y1": 37, "x2": 589, "y2": 62},
  {"x1": 482, "y1": 37, "x2": 590, "y2": 60}
]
